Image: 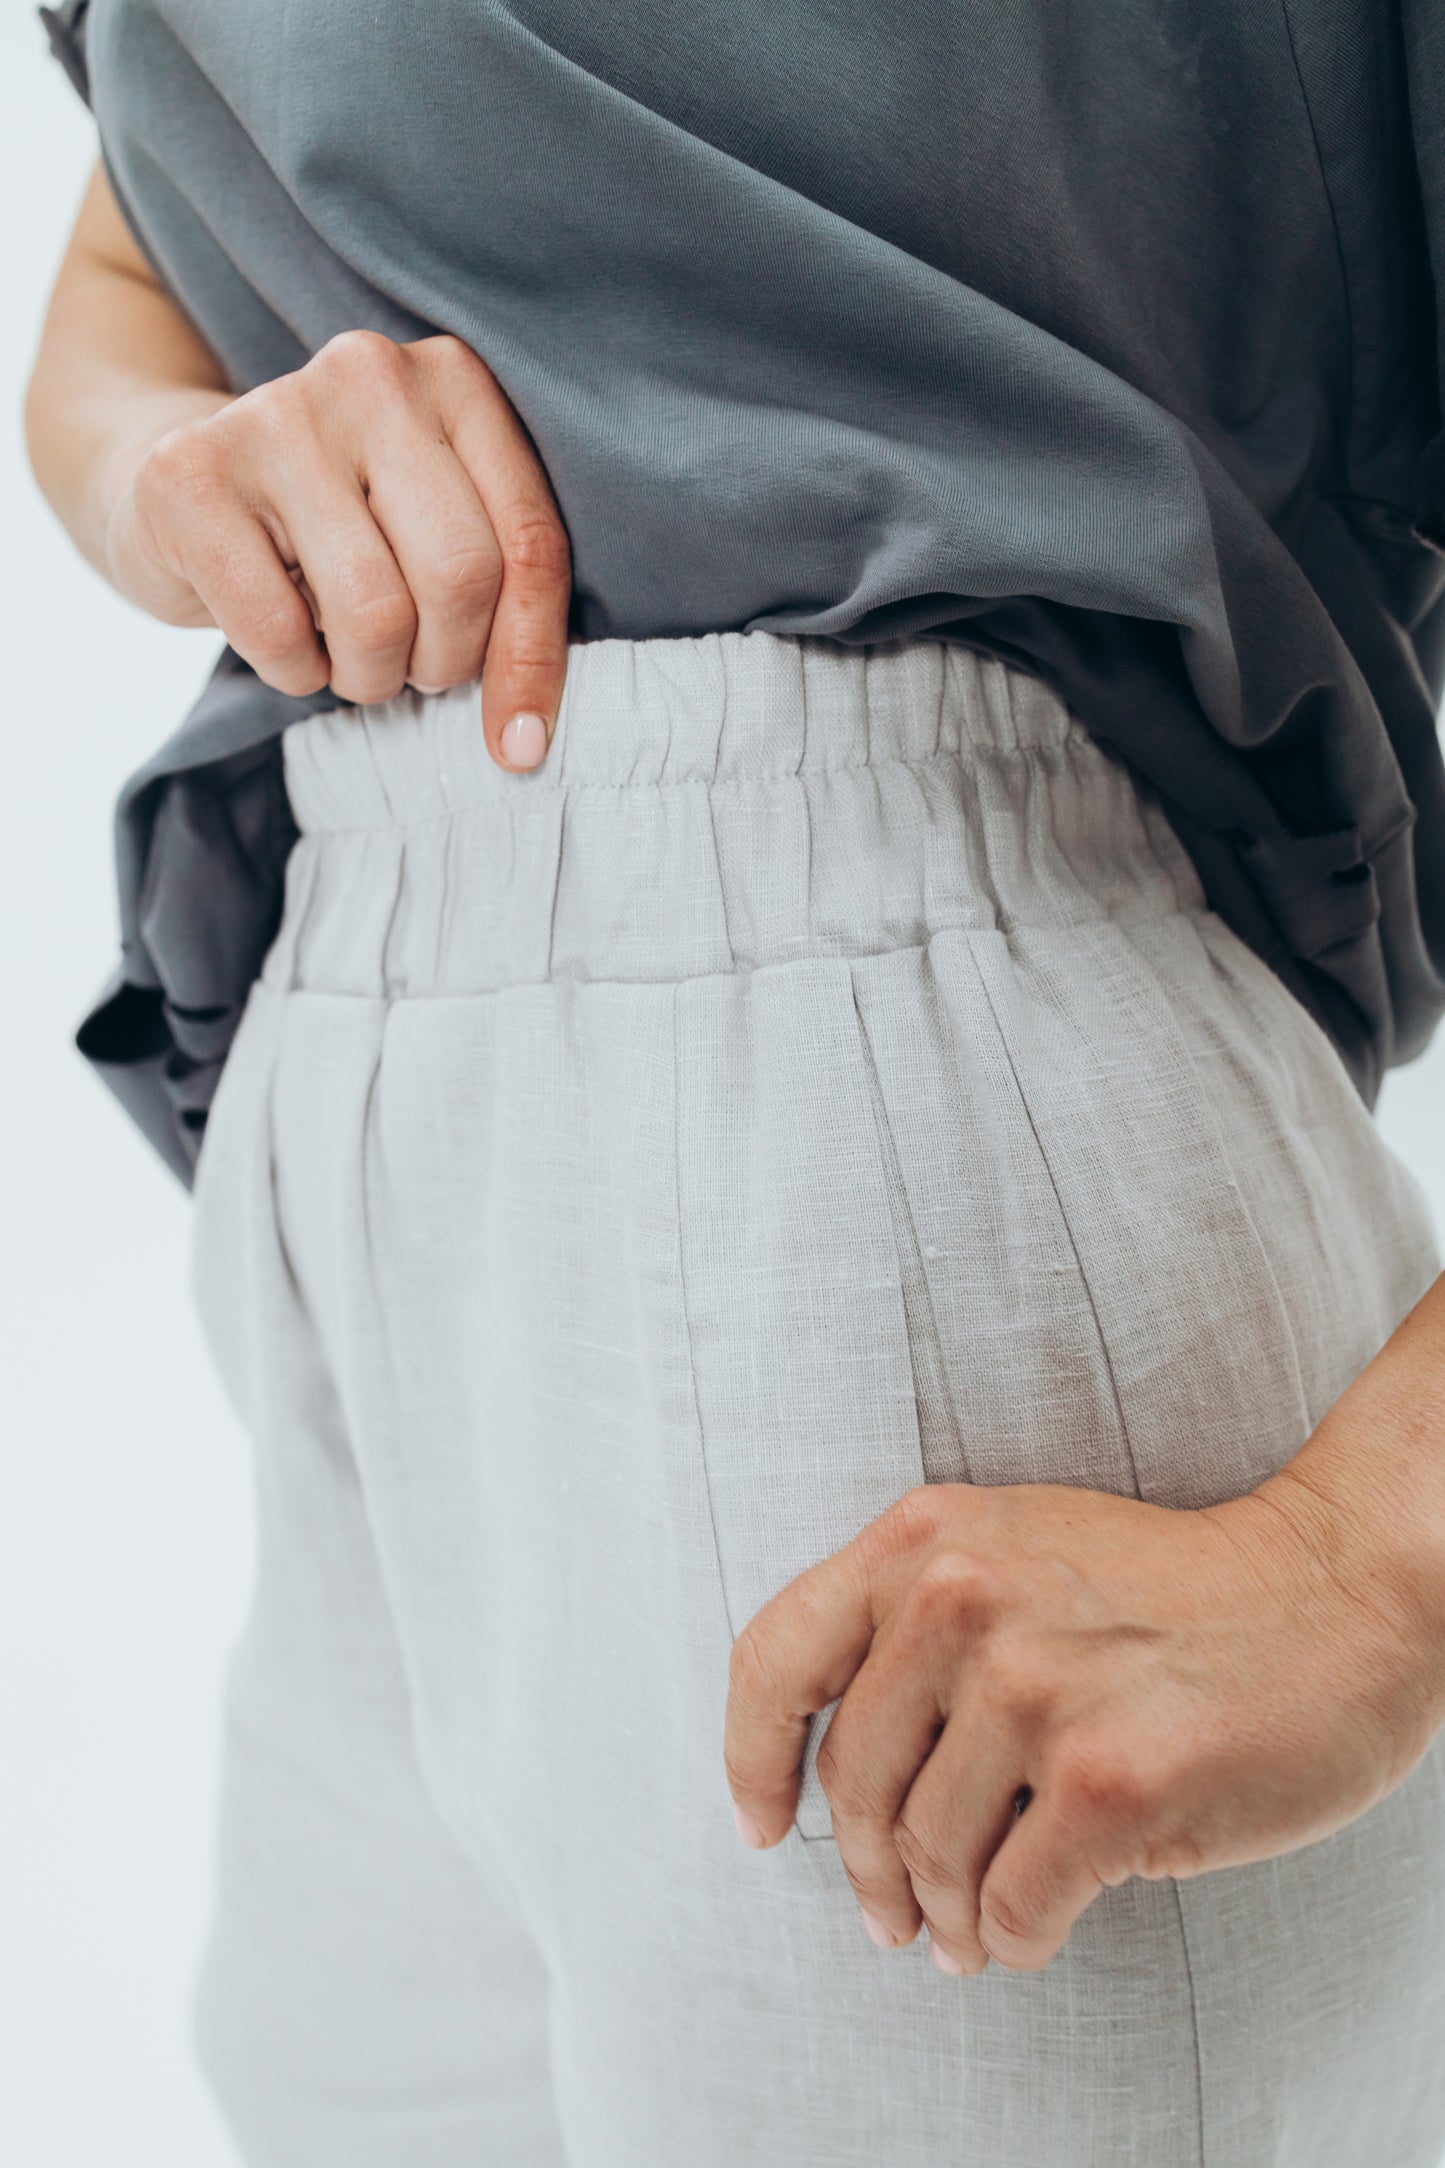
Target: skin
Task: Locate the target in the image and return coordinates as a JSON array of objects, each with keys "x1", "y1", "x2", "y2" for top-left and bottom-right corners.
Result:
[
  {"x1": 23, "y1": 161, "x2": 573, "y2": 771},
  {"x1": 27, "y1": 162, "x2": 1445, "y2": 1983},
  {"x1": 726, "y1": 1274, "x2": 1445, "y2": 1975}
]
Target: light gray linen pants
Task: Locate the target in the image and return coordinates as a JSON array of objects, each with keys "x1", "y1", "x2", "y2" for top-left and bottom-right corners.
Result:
[{"x1": 188, "y1": 631, "x2": 1445, "y2": 2168}]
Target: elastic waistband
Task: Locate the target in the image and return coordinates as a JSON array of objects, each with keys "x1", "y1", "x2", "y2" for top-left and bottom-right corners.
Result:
[
  {"x1": 281, "y1": 632, "x2": 1079, "y2": 831},
  {"x1": 266, "y1": 631, "x2": 1203, "y2": 1000}
]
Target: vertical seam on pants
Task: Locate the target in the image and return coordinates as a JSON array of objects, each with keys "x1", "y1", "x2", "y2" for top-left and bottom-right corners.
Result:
[
  {"x1": 262, "y1": 991, "x2": 309, "y2": 1318},
  {"x1": 430, "y1": 809, "x2": 456, "y2": 990},
  {"x1": 1171, "y1": 1889, "x2": 1210, "y2": 2168},
  {"x1": 355, "y1": 1003, "x2": 390, "y2": 1312},
  {"x1": 376, "y1": 833, "x2": 409, "y2": 999},
  {"x1": 543, "y1": 791, "x2": 566, "y2": 981},
  {"x1": 965, "y1": 937, "x2": 1209, "y2": 2168},
  {"x1": 848, "y1": 963, "x2": 973, "y2": 1487},
  {"x1": 965, "y1": 942, "x2": 1146, "y2": 1505},
  {"x1": 701, "y1": 783, "x2": 738, "y2": 971},
  {"x1": 670, "y1": 981, "x2": 738, "y2": 1641}
]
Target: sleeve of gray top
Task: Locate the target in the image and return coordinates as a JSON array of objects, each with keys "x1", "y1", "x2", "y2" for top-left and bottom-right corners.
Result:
[
  {"x1": 38, "y1": 0, "x2": 91, "y2": 107},
  {"x1": 35, "y1": 0, "x2": 186, "y2": 308}
]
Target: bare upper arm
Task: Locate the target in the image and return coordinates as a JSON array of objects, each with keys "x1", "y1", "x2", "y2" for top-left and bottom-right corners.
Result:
[
  {"x1": 66, "y1": 155, "x2": 167, "y2": 288},
  {"x1": 33, "y1": 155, "x2": 230, "y2": 401}
]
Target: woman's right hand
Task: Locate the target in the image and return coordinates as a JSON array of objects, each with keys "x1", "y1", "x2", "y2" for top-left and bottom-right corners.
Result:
[{"x1": 105, "y1": 330, "x2": 572, "y2": 771}]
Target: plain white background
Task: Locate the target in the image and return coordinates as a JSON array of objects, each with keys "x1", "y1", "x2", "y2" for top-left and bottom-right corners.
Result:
[{"x1": 3, "y1": 11, "x2": 1444, "y2": 2168}]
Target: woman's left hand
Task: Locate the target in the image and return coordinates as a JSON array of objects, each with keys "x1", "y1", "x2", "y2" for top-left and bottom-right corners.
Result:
[{"x1": 723, "y1": 1471, "x2": 1443, "y2": 1975}]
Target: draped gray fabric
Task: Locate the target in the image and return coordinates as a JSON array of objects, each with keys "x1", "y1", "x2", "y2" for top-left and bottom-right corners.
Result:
[{"x1": 40, "y1": 0, "x2": 1445, "y2": 1182}]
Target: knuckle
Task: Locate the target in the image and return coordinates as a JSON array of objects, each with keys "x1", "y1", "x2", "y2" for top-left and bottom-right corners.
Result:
[
  {"x1": 315, "y1": 326, "x2": 403, "y2": 384},
  {"x1": 726, "y1": 1623, "x2": 779, "y2": 1710},
  {"x1": 891, "y1": 1812, "x2": 954, "y2": 1892},
  {"x1": 977, "y1": 1640, "x2": 1056, "y2": 1723},
  {"x1": 813, "y1": 1733, "x2": 873, "y2": 1822},
  {"x1": 498, "y1": 509, "x2": 571, "y2": 582},
  {"x1": 1054, "y1": 1739, "x2": 1150, "y2": 1827},
  {"x1": 140, "y1": 425, "x2": 225, "y2": 513},
  {"x1": 422, "y1": 331, "x2": 491, "y2": 386},
  {"x1": 338, "y1": 584, "x2": 418, "y2": 655},
  {"x1": 904, "y1": 1548, "x2": 996, "y2": 1635},
  {"x1": 244, "y1": 381, "x2": 309, "y2": 459},
  {"x1": 423, "y1": 542, "x2": 504, "y2": 610},
  {"x1": 978, "y1": 1882, "x2": 1039, "y2": 1953},
  {"x1": 839, "y1": 1855, "x2": 897, "y2": 1911},
  {"x1": 496, "y1": 627, "x2": 565, "y2": 686},
  {"x1": 868, "y1": 1485, "x2": 946, "y2": 1562},
  {"x1": 232, "y1": 591, "x2": 311, "y2": 659}
]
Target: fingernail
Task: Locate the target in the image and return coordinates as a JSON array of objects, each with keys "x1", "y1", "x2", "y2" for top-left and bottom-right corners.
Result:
[
  {"x1": 732, "y1": 1802, "x2": 768, "y2": 1849},
  {"x1": 499, "y1": 711, "x2": 548, "y2": 769},
  {"x1": 860, "y1": 1910, "x2": 895, "y2": 1949},
  {"x1": 930, "y1": 1939, "x2": 967, "y2": 1975}
]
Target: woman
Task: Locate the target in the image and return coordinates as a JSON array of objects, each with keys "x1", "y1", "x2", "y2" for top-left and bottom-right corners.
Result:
[{"x1": 24, "y1": 2, "x2": 1445, "y2": 2162}]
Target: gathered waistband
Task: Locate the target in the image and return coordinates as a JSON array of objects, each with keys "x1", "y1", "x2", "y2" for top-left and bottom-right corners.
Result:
[
  {"x1": 287, "y1": 632, "x2": 1088, "y2": 820},
  {"x1": 264, "y1": 631, "x2": 1204, "y2": 998}
]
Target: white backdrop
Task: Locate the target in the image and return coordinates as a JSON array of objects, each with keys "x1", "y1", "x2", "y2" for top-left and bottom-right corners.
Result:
[
  {"x1": 2, "y1": 12, "x2": 250, "y2": 2168},
  {"x1": 3, "y1": 11, "x2": 1443, "y2": 2168}
]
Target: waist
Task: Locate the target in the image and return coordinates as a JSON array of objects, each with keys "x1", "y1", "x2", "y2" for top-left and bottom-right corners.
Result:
[{"x1": 263, "y1": 629, "x2": 1204, "y2": 998}]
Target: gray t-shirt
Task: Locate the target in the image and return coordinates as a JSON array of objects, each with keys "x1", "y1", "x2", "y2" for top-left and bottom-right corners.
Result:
[{"x1": 41, "y1": 0, "x2": 1445, "y2": 1182}]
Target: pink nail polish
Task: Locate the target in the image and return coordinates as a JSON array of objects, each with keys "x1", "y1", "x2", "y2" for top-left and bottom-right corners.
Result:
[
  {"x1": 860, "y1": 1910, "x2": 895, "y2": 1949},
  {"x1": 732, "y1": 1802, "x2": 768, "y2": 1849},
  {"x1": 499, "y1": 711, "x2": 548, "y2": 768},
  {"x1": 930, "y1": 1939, "x2": 966, "y2": 1975}
]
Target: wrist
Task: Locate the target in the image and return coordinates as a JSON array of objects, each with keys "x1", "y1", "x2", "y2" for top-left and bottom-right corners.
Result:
[
  {"x1": 1203, "y1": 1471, "x2": 1445, "y2": 1789},
  {"x1": 1233, "y1": 1430, "x2": 1445, "y2": 1736},
  {"x1": 1271, "y1": 1274, "x2": 1445, "y2": 1691}
]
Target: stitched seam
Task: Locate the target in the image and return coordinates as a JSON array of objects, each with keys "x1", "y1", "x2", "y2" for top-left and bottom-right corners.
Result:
[
  {"x1": 963, "y1": 945, "x2": 1145, "y2": 1503},
  {"x1": 670, "y1": 984, "x2": 736, "y2": 1642},
  {"x1": 849, "y1": 967, "x2": 972, "y2": 1488},
  {"x1": 354, "y1": 1006, "x2": 389, "y2": 1328},
  {"x1": 1170, "y1": 1886, "x2": 1210, "y2": 2168},
  {"x1": 701, "y1": 785, "x2": 738, "y2": 972},
  {"x1": 376, "y1": 846, "x2": 409, "y2": 1001},
  {"x1": 543, "y1": 792, "x2": 566, "y2": 981}
]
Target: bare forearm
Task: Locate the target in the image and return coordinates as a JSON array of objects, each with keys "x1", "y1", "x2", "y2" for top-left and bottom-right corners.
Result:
[{"x1": 23, "y1": 160, "x2": 233, "y2": 591}]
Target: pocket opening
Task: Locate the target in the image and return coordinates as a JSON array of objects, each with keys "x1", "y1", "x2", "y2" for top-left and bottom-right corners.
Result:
[{"x1": 850, "y1": 977, "x2": 974, "y2": 1492}]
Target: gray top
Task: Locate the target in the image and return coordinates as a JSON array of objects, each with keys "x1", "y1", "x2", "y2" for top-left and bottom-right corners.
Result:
[{"x1": 41, "y1": 0, "x2": 1445, "y2": 1183}]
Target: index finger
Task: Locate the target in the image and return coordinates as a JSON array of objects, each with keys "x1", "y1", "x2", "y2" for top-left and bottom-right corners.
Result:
[
  {"x1": 480, "y1": 486, "x2": 574, "y2": 769},
  {"x1": 428, "y1": 345, "x2": 572, "y2": 769},
  {"x1": 723, "y1": 1541, "x2": 881, "y2": 1849}
]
